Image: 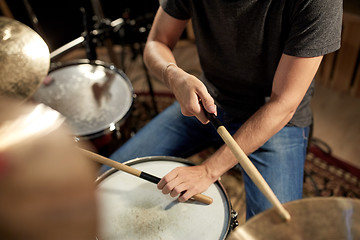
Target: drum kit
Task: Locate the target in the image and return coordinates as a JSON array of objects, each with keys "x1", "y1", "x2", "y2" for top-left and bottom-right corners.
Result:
[{"x1": 0, "y1": 15, "x2": 360, "y2": 240}]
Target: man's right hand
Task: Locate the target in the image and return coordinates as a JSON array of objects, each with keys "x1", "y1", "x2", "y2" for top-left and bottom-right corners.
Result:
[{"x1": 165, "y1": 66, "x2": 217, "y2": 124}]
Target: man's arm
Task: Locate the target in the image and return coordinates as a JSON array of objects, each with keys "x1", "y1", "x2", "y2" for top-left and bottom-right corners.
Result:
[
  {"x1": 158, "y1": 54, "x2": 323, "y2": 202},
  {"x1": 143, "y1": 7, "x2": 186, "y2": 79},
  {"x1": 143, "y1": 7, "x2": 217, "y2": 123}
]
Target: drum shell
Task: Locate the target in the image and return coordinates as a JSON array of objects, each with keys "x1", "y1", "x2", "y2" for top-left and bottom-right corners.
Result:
[{"x1": 96, "y1": 156, "x2": 238, "y2": 240}]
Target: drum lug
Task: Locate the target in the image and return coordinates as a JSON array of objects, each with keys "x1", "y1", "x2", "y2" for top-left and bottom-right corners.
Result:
[
  {"x1": 230, "y1": 210, "x2": 239, "y2": 230},
  {"x1": 113, "y1": 126, "x2": 122, "y2": 140}
]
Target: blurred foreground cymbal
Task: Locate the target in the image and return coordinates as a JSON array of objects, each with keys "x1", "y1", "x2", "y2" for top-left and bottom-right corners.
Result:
[
  {"x1": 228, "y1": 197, "x2": 360, "y2": 240},
  {"x1": 0, "y1": 17, "x2": 50, "y2": 100},
  {"x1": 0, "y1": 96, "x2": 98, "y2": 240}
]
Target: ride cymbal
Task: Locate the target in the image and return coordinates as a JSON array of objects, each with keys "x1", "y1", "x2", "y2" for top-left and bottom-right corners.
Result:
[
  {"x1": 228, "y1": 197, "x2": 360, "y2": 240},
  {"x1": 0, "y1": 17, "x2": 50, "y2": 100}
]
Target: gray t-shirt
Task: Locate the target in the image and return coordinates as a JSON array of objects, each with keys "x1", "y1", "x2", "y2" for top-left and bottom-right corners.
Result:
[{"x1": 160, "y1": 0, "x2": 342, "y2": 127}]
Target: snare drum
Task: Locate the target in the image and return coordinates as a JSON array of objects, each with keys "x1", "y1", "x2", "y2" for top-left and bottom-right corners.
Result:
[
  {"x1": 32, "y1": 59, "x2": 134, "y2": 152},
  {"x1": 96, "y1": 156, "x2": 238, "y2": 240}
]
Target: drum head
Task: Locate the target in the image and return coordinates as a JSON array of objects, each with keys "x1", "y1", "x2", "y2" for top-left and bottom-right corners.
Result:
[
  {"x1": 32, "y1": 60, "x2": 133, "y2": 137},
  {"x1": 96, "y1": 156, "x2": 232, "y2": 240}
]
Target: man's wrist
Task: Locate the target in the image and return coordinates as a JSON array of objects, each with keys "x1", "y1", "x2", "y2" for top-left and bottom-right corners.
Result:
[{"x1": 161, "y1": 62, "x2": 177, "y2": 87}]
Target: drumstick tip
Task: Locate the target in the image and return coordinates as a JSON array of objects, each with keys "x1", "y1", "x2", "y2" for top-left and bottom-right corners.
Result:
[
  {"x1": 280, "y1": 208, "x2": 291, "y2": 222},
  {"x1": 191, "y1": 194, "x2": 213, "y2": 205}
]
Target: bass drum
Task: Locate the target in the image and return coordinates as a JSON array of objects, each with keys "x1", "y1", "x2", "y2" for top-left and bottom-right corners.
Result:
[
  {"x1": 96, "y1": 156, "x2": 238, "y2": 240},
  {"x1": 32, "y1": 59, "x2": 134, "y2": 154}
]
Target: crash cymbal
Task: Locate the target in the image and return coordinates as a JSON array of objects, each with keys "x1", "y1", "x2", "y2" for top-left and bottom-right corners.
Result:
[
  {"x1": 0, "y1": 96, "x2": 98, "y2": 240},
  {"x1": 228, "y1": 197, "x2": 360, "y2": 240},
  {"x1": 0, "y1": 17, "x2": 50, "y2": 100}
]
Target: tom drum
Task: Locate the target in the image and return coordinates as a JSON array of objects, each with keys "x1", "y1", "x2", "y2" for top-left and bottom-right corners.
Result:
[{"x1": 32, "y1": 59, "x2": 134, "y2": 152}]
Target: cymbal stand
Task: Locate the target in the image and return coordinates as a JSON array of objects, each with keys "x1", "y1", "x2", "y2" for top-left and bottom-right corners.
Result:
[
  {"x1": 48, "y1": 3, "x2": 159, "y2": 116},
  {"x1": 49, "y1": 17, "x2": 124, "y2": 61},
  {"x1": 22, "y1": 0, "x2": 51, "y2": 49},
  {"x1": 90, "y1": 0, "x2": 121, "y2": 68},
  {"x1": 86, "y1": 1, "x2": 159, "y2": 116},
  {"x1": 116, "y1": 9, "x2": 159, "y2": 116},
  {"x1": 80, "y1": 7, "x2": 97, "y2": 61}
]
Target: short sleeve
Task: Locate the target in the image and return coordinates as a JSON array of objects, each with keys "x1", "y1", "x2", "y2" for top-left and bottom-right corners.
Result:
[
  {"x1": 284, "y1": 0, "x2": 343, "y2": 57},
  {"x1": 160, "y1": 0, "x2": 191, "y2": 20}
]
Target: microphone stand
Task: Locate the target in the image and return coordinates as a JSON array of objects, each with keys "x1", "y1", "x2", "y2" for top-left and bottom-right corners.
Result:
[
  {"x1": 80, "y1": 7, "x2": 97, "y2": 61},
  {"x1": 90, "y1": 0, "x2": 121, "y2": 68}
]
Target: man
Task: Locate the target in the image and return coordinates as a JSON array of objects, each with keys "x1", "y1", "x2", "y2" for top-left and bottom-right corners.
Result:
[{"x1": 108, "y1": 0, "x2": 342, "y2": 219}]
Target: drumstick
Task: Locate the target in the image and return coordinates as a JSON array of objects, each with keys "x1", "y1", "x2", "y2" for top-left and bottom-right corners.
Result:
[
  {"x1": 79, "y1": 148, "x2": 213, "y2": 205},
  {"x1": 201, "y1": 104, "x2": 291, "y2": 221}
]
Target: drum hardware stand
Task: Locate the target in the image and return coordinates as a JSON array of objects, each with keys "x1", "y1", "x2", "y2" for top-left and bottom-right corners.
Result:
[
  {"x1": 49, "y1": 18, "x2": 124, "y2": 61},
  {"x1": 230, "y1": 210, "x2": 239, "y2": 230},
  {"x1": 90, "y1": 0, "x2": 121, "y2": 68},
  {"x1": 0, "y1": 0, "x2": 13, "y2": 18},
  {"x1": 116, "y1": 9, "x2": 159, "y2": 117},
  {"x1": 81, "y1": 7, "x2": 97, "y2": 61},
  {"x1": 46, "y1": 2, "x2": 160, "y2": 117},
  {"x1": 138, "y1": 41, "x2": 159, "y2": 116},
  {"x1": 87, "y1": 3, "x2": 159, "y2": 117}
]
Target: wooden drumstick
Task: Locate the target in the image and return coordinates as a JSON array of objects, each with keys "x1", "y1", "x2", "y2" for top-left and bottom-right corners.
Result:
[
  {"x1": 79, "y1": 148, "x2": 213, "y2": 205},
  {"x1": 201, "y1": 104, "x2": 291, "y2": 221}
]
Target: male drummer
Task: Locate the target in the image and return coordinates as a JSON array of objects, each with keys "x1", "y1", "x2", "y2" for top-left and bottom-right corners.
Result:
[{"x1": 107, "y1": 0, "x2": 343, "y2": 219}]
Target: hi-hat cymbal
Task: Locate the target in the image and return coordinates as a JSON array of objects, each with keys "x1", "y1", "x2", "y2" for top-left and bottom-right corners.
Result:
[
  {"x1": 0, "y1": 17, "x2": 50, "y2": 100},
  {"x1": 228, "y1": 197, "x2": 360, "y2": 240}
]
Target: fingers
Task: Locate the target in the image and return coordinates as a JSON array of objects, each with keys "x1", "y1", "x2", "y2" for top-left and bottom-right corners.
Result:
[
  {"x1": 171, "y1": 72, "x2": 217, "y2": 124},
  {"x1": 196, "y1": 92, "x2": 217, "y2": 124},
  {"x1": 199, "y1": 94, "x2": 217, "y2": 115},
  {"x1": 157, "y1": 168, "x2": 188, "y2": 199},
  {"x1": 43, "y1": 75, "x2": 53, "y2": 86},
  {"x1": 181, "y1": 84, "x2": 217, "y2": 124},
  {"x1": 157, "y1": 170, "x2": 184, "y2": 197},
  {"x1": 157, "y1": 166, "x2": 210, "y2": 202}
]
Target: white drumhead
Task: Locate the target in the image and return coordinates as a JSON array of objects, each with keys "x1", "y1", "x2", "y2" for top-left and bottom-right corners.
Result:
[
  {"x1": 33, "y1": 60, "x2": 133, "y2": 137},
  {"x1": 96, "y1": 156, "x2": 231, "y2": 240}
]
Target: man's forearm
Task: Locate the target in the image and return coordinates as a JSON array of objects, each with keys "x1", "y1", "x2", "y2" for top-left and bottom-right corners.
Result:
[
  {"x1": 202, "y1": 99, "x2": 296, "y2": 180},
  {"x1": 143, "y1": 40, "x2": 177, "y2": 84}
]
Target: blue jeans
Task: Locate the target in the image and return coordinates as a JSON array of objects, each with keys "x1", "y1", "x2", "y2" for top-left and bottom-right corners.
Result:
[{"x1": 105, "y1": 101, "x2": 309, "y2": 220}]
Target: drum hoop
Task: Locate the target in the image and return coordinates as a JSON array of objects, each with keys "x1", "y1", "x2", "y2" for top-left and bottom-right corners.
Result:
[
  {"x1": 96, "y1": 155, "x2": 236, "y2": 239},
  {"x1": 47, "y1": 59, "x2": 135, "y2": 137},
  {"x1": 75, "y1": 116, "x2": 128, "y2": 140}
]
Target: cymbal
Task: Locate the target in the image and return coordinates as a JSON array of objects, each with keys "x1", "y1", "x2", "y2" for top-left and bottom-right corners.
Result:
[
  {"x1": 0, "y1": 17, "x2": 50, "y2": 100},
  {"x1": 228, "y1": 197, "x2": 360, "y2": 240},
  {"x1": 0, "y1": 96, "x2": 98, "y2": 240}
]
